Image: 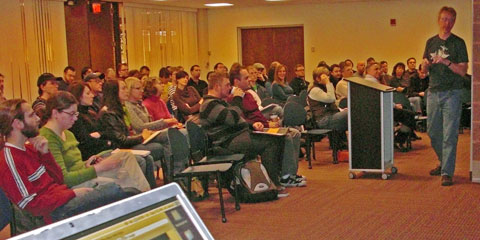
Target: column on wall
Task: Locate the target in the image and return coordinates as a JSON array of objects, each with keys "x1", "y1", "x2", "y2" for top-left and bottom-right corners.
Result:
[{"x1": 472, "y1": 0, "x2": 480, "y2": 182}]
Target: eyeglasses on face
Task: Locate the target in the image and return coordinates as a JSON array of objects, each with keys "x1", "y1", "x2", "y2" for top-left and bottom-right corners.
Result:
[{"x1": 61, "y1": 110, "x2": 79, "y2": 117}]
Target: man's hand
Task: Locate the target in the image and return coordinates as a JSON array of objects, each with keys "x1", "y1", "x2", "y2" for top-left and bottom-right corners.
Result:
[
  {"x1": 421, "y1": 58, "x2": 430, "y2": 74},
  {"x1": 73, "y1": 188, "x2": 94, "y2": 197},
  {"x1": 320, "y1": 74, "x2": 330, "y2": 85},
  {"x1": 419, "y1": 92, "x2": 425, "y2": 97},
  {"x1": 29, "y1": 136, "x2": 49, "y2": 154},
  {"x1": 268, "y1": 121, "x2": 280, "y2": 128},
  {"x1": 396, "y1": 87, "x2": 405, "y2": 92},
  {"x1": 395, "y1": 104, "x2": 403, "y2": 109},
  {"x1": 199, "y1": 98, "x2": 204, "y2": 104},
  {"x1": 90, "y1": 132, "x2": 101, "y2": 138},
  {"x1": 253, "y1": 122, "x2": 264, "y2": 131}
]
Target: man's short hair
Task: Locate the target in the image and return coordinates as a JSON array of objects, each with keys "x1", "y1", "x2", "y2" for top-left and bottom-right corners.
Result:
[
  {"x1": 294, "y1": 64, "x2": 304, "y2": 71},
  {"x1": 366, "y1": 57, "x2": 376, "y2": 64},
  {"x1": 64, "y1": 66, "x2": 75, "y2": 73},
  {"x1": 0, "y1": 99, "x2": 27, "y2": 143},
  {"x1": 159, "y1": 67, "x2": 171, "y2": 78},
  {"x1": 81, "y1": 67, "x2": 92, "y2": 78},
  {"x1": 366, "y1": 62, "x2": 380, "y2": 72},
  {"x1": 407, "y1": 57, "x2": 416, "y2": 63},
  {"x1": 228, "y1": 64, "x2": 246, "y2": 86},
  {"x1": 37, "y1": 73, "x2": 58, "y2": 95},
  {"x1": 380, "y1": 61, "x2": 387, "y2": 65},
  {"x1": 439, "y1": 6, "x2": 456, "y2": 20},
  {"x1": 339, "y1": 61, "x2": 347, "y2": 72},
  {"x1": 140, "y1": 66, "x2": 150, "y2": 72},
  {"x1": 208, "y1": 72, "x2": 228, "y2": 90},
  {"x1": 190, "y1": 65, "x2": 200, "y2": 72},
  {"x1": 329, "y1": 64, "x2": 340, "y2": 72}
]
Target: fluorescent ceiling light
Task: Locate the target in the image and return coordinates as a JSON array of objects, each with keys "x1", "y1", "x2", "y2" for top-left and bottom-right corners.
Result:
[{"x1": 204, "y1": 3, "x2": 234, "y2": 7}]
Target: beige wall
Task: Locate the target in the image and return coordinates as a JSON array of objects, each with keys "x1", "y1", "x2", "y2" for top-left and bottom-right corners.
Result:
[
  {"x1": 0, "y1": 0, "x2": 68, "y2": 103},
  {"x1": 206, "y1": 0, "x2": 472, "y2": 80}
]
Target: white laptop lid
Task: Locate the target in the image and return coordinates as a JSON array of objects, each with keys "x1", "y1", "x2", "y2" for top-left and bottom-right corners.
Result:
[{"x1": 10, "y1": 183, "x2": 213, "y2": 240}]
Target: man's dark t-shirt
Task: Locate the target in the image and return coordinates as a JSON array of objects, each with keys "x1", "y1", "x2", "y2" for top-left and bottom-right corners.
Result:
[{"x1": 423, "y1": 33, "x2": 468, "y2": 92}]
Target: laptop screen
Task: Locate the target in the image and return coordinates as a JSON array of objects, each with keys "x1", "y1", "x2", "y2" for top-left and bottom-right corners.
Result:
[{"x1": 11, "y1": 183, "x2": 213, "y2": 240}]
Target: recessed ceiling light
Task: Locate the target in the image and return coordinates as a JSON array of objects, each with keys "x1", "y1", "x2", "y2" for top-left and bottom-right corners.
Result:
[{"x1": 204, "y1": 3, "x2": 234, "y2": 7}]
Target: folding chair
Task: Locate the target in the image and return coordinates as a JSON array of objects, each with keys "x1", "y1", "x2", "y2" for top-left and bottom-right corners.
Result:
[
  {"x1": 186, "y1": 121, "x2": 244, "y2": 165},
  {"x1": 167, "y1": 128, "x2": 239, "y2": 223},
  {"x1": 283, "y1": 101, "x2": 335, "y2": 168}
]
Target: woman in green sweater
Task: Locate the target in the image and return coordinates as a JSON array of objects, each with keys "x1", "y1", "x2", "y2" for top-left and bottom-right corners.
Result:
[{"x1": 39, "y1": 91, "x2": 150, "y2": 192}]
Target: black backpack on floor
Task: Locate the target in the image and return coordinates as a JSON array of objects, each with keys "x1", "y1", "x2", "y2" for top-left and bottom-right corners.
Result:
[{"x1": 228, "y1": 160, "x2": 278, "y2": 203}]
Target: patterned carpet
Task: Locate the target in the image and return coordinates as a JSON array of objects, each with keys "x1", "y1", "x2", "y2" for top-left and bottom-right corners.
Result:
[{"x1": 195, "y1": 130, "x2": 480, "y2": 240}]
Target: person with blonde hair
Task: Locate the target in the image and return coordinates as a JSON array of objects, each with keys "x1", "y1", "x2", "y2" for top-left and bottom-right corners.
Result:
[{"x1": 271, "y1": 64, "x2": 294, "y2": 104}]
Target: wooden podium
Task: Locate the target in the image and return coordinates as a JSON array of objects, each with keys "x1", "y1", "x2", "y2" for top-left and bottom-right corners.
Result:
[{"x1": 345, "y1": 77, "x2": 397, "y2": 180}]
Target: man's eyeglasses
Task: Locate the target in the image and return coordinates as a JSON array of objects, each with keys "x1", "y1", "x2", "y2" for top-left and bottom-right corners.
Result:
[{"x1": 61, "y1": 110, "x2": 79, "y2": 117}]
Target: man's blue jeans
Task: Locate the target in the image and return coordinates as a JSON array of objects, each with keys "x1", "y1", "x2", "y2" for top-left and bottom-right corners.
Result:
[{"x1": 426, "y1": 89, "x2": 462, "y2": 177}]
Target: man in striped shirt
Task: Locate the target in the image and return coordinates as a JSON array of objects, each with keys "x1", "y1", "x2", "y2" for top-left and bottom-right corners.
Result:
[{"x1": 0, "y1": 99, "x2": 130, "y2": 225}]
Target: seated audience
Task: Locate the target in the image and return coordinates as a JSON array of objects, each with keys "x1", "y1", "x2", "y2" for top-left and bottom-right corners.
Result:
[
  {"x1": 329, "y1": 64, "x2": 342, "y2": 88},
  {"x1": 140, "y1": 66, "x2": 150, "y2": 78},
  {"x1": 33, "y1": 73, "x2": 59, "y2": 126},
  {"x1": 143, "y1": 78, "x2": 173, "y2": 121},
  {"x1": 380, "y1": 61, "x2": 393, "y2": 85},
  {"x1": 0, "y1": 99, "x2": 134, "y2": 224},
  {"x1": 39, "y1": 91, "x2": 151, "y2": 191},
  {"x1": 272, "y1": 64, "x2": 293, "y2": 104},
  {"x1": 117, "y1": 63, "x2": 129, "y2": 80},
  {"x1": 247, "y1": 65, "x2": 271, "y2": 102},
  {"x1": 125, "y1": 77, "x2": 178, "y2": 133},
  {"x1": 390, "y1": 62, "x2": 423, "y2": 115},
  {"x1": 271, "y1": 64, "x2": 294, "y2": 104},
  {"x1": 167, "y1": 67, "x2": 180, "y2": 117},
  {"x1": 99, "y1": 80, "x2": 163, "y2": 179},
  {"x1": 159, "y1": 67, "x2": 172, "y2": 104},
  {"x1": 68, "y1": 83, "x2": 112, "y2": 160},
  {"x1": 83, "y1": 73, "x2": 104, "y2": 113},
  {"x1": 335, "y1": 61, "x2": 354, "y2": 107},
  {"x1": 353, "y1": 60, "x2": 366, "y2": 78},
  {"x1": 188, "y1": 65, "x2": 208, "y2": 97},
  {"x1": 57, "y1": 66, "x2": 76, "y2": 91},
  {"x1": 253, "y1": 63, "x2": 267, "y2": 88},
  {"x1": 173, "y1": 71, "x2": 203, "y2": 121},
  {"x1": 265, "y1": 61, "x2": 280, "y2": 96},
  {"x1": 229, "y1": 66, "x2": 306, "y2": 187},
  {"x1": 308, "y1": 67, "x2": 348, "y2": 135},
  {"x1": 199, "y1": 72, "x2": 286, "y2": 193},
  {"x1": 213, "y1": 62, "x2": 228, "y2": 74},
  {"x1": 81, "y1": 67, "x2": 93, "y2": 80},
  {"x1": 289, "y1": 64, "x2": 309, "y2": 95}
]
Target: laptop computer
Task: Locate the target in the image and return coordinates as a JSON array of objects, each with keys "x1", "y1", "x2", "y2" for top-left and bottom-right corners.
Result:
[{"x1": 10, "y1": 183, "x2": 213, "y2": 240}]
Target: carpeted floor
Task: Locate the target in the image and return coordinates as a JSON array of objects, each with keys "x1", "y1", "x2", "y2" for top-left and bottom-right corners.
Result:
[
  {"x1": 195, "y1": 130, "x2": 479, "y2": 240},
  {"x1": 1, "y1": 130, "x2": 476, "y2": 240}
]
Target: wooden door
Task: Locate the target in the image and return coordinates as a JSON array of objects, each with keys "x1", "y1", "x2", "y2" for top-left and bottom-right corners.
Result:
[{"x1": 241, "y1": 26, "x2": 304, "y2": 82}]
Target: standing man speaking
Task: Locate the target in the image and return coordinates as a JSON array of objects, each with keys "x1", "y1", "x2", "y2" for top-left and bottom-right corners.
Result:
[{"x1": 422, "y1": 6, "x2": 468, "y2": 186}]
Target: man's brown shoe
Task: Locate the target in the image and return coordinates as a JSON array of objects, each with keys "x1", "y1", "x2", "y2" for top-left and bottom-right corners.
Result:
[
  {"x1": 429, "y1": 166, "x2": 441, "y2": 176},
  {"x1": 441, "y1": 175, "x2": 453, "y2": 186}
]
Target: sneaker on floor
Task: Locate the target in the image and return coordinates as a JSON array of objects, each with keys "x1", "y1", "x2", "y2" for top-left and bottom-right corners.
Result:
[
  {"x1": 277, "y1": 189, "x2": 289, "y2": 198},
  {"x1": 280, "y1": 176, "x2": 307, "y2": 187},
  {"x1": 441, "y1": 175, "x2": 453, "y2": 186},
  {"x1": 295, "y1": 174, "x2": 307, "y2": 181},
  {"x1": 429, "y1": 166, "x2": 442, "y2": 176}
]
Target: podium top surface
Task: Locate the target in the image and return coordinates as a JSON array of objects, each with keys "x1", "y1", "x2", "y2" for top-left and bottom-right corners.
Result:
[{"x1": 345, "y1": 76, "x2": 395, "y2": 92}]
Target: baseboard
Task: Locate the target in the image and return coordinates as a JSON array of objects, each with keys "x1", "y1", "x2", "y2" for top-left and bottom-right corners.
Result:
[{"x1": 472, "y1": 178, "x2": 480, "y2": 183}]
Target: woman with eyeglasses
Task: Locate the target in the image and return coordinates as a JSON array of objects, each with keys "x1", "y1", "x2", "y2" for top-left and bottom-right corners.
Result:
[{"x1": 39, "y1": 91, "x2": 150, "y2": 192}]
